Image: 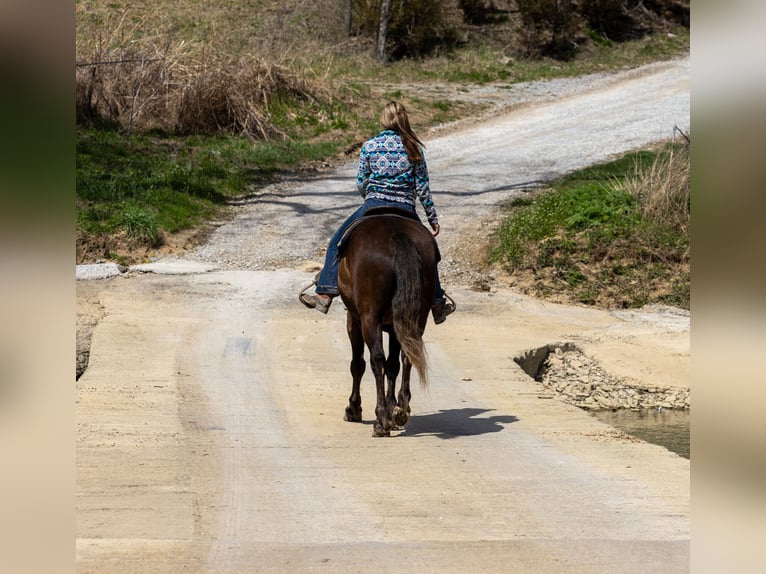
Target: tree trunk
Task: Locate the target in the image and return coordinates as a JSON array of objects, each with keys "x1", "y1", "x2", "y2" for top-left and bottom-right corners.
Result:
[
  {"x1": 377, "y1": 0, "x2": 392, "y2": 62},
  {"x1": 343, "y1": 0, "x2": 352, "y2": 36}
]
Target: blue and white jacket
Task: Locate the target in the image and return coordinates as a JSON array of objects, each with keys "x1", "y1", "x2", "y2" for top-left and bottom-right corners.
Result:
[{"x1": 356, "y1": 129, "x2": 439, "y2": 225}]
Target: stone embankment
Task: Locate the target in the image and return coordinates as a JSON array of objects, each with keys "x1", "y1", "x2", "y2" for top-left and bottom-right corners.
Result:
[{"x1": 515, "y1": 343, "x2": 690, "y2": 411}]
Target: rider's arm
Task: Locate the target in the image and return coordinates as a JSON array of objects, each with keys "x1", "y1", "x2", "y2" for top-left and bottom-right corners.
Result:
[
  {"x1": 356, "y1": 144, "x2": 371, "y2": 197},
  {"x1": 414, "y1": 155, "x2": 438, "y2": 228}
]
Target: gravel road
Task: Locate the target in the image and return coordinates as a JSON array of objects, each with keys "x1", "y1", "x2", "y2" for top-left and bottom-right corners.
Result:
[{"x1": 76, "y1": 58, "x2": 690, "y2": 573}]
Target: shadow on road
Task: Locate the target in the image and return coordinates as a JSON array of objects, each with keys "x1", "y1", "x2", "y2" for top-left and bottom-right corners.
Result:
[{"x1": 400, "y1": 408, "x2": 518, "y2": 439}]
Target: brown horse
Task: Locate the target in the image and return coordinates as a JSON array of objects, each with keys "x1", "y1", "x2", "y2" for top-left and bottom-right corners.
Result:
[{"x1": 337, "y1": 211, "x2": 437, "y2": 437}]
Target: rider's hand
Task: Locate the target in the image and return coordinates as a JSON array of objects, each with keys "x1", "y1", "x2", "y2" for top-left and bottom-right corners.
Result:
[{"x1": 431, "y1": 222, "x2": 440, "y2": 237}]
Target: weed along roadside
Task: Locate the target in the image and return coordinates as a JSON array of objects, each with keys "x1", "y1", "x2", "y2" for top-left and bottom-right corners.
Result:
[{"x1": 491, "y1": 141, "x2": 690, "y2": 310}]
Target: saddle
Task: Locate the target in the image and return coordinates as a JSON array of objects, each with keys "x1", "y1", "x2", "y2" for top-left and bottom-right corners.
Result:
[
  {"x1": 337, "y1": 206, "x2": 440, "y2": 261},
  {"x1": 337, "y1": 207, "x2": 417, "y2": 250}
]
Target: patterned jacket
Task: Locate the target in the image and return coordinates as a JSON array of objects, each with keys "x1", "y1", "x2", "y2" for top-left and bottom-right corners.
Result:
[{"x1": 356, "y1": 129, "x2": 438, "y2": 225}]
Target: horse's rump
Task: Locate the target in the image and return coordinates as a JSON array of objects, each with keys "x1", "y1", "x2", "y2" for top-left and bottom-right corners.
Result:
[
  {"x1": 337, "y1": 207, "x2": 440, "y2": 262},
  {"x1": 338, "y1": 216, "x2": 436, "y2": 321}
]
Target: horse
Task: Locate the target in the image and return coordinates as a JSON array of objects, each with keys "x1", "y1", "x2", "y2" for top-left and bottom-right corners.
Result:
[{"x1": 337, "y1": 209, "x2": 438, "y2": 437}]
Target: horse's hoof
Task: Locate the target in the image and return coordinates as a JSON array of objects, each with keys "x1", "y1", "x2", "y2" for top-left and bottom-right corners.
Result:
[
  {"x1": 372, "y1": 423, "x2": 390, "y2": 437},
  {"x1": 392, "y1": 406, "x2": 409, "y2": 428},
  {"x1": 344, "y1": 406, "x2": 362, "y2": 422}
]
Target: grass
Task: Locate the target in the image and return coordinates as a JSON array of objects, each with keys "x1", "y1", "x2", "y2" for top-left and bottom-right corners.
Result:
[
  {"x1": 491, "y1": 140, "x2": 690, "y2": 309},
  {"x1": 76, "y1": 128, "x2": 339, "y2": 255}
]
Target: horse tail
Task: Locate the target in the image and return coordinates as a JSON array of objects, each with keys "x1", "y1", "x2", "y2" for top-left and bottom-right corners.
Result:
[{"x1": 391, "y1": 232, "x2": 429, "y2": 388}]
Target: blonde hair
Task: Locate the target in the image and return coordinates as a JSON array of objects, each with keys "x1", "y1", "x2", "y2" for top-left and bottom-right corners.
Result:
[{"x1": 380, "y1": 101, "x2": 425, "y2": 163}]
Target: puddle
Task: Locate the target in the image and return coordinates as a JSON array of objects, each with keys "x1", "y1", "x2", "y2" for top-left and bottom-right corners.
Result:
[{"x1": 590, "y1": 408, "x2": 689, "y2": 459}]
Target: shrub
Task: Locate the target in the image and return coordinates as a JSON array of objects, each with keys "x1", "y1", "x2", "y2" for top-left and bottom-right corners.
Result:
[
  {"x1": 581, "y1": 0, "x2": 630, "y2": 39},
  {"x1": 516, "y1": 0, "x2": 579, "y2": 59},
  {"x1": 76, "y1": 6, "x2": 321, "y2": 139},
  {"x1": 175, "y1": 60, "x2": 315, "y2": 140},
  {"x1": 352, "y1": 0, "x2": 464, "y2": 60},
  {"x1": 77, "y1": 44, "x2": 318, "y2": 140},
  {"x1": 459, "y1": 0, "x2": 511, "y2": 24},
  {"x1": 76, "y1": 40, "x2": 186, "y2": 133}
]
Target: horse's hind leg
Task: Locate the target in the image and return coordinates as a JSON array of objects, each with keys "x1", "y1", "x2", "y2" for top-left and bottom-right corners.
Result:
[
  {"x1": 344, "y1": 312, "x2": 364, "y2": 422},
  {"x1": 393, "y1": 350, "x2": 413, "y2": 428},
  {"x1": 363, "y1": 319, "x2": 391, "y2": 437}
]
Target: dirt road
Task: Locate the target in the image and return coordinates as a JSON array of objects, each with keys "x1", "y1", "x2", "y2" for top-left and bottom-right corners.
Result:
[{"x1": 76, "y1": 59, "x2": 690, "y2": 573}]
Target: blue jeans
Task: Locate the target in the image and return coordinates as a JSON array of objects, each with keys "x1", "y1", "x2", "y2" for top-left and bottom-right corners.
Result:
[{"x1": 315, "y1": 198, "x2": 445, "y2": 302}]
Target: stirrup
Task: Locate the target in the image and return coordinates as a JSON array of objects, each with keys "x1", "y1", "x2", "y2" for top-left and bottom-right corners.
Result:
[
  {"x1": 434, "y1": 292, "x2": 456, "y2": 313},
  {"x1": 298, "y1": 275, "x2": 318, "y2": 309},
  {"x1": 432, "y1": 292, "x2": 456, "y2": 325},
  {"x1": 443, "y1": 292, "x2": 456, "y2": 313}
]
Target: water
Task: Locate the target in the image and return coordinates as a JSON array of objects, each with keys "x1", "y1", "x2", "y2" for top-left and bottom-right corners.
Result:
[{"x1": 590, "y1": 409, "x2": 690, "y2": 459}]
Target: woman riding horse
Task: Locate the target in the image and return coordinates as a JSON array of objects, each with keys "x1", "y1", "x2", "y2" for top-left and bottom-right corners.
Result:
[{"x1": 300, "y1": 101, "x2": 455, "y2": 325}]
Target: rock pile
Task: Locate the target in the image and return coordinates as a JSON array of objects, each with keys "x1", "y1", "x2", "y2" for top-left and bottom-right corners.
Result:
[{"x1": 515, "y1": 344, "x2": 690, "y2": 411}]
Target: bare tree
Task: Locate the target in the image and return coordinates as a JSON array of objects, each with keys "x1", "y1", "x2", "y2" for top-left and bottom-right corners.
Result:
[
  {"x1": 377, "y1": 0, "x2": 392, "y2": 62},
  {"x1": 343, "y1": 0, "x2": 352, "y2": 35}
]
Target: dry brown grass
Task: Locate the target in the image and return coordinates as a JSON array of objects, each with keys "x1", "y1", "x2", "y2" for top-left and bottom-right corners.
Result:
[
  {"x1": 620, "y1": 129, "x2": 690, "y2": 234},
  {"x1": 175, "y1": 60, "x2": 318, "y2": 140},
  {"x1": 77, "y1": 45, "x2": 319, "y2": 139},
  {"x1": 76, "y1": 2, "x2": 328, "y2": 138}
]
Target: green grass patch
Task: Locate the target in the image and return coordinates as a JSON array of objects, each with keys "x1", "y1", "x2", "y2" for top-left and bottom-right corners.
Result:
[
  {"x1": 491, "y1": 145, "x2": 689, "y2": 309},
  {"x1": 76, "y1": 127, "x2": 340, "y2": 250}
]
